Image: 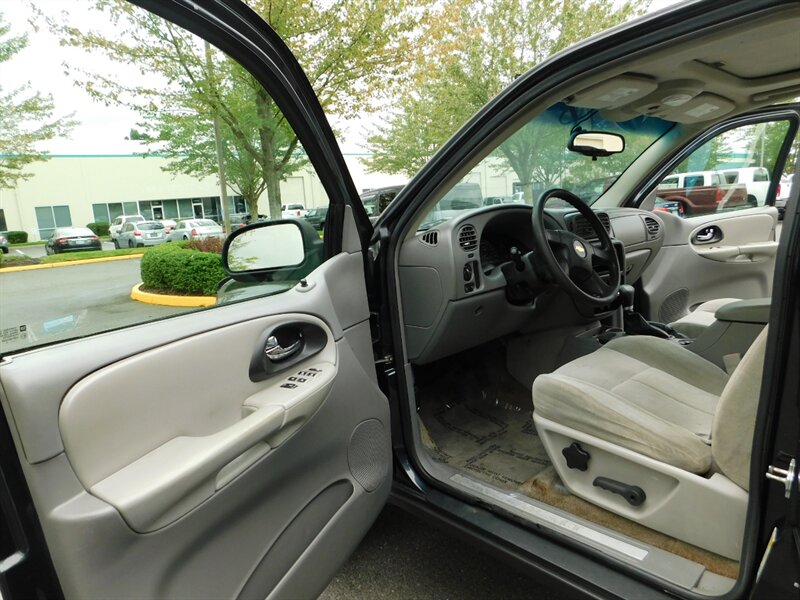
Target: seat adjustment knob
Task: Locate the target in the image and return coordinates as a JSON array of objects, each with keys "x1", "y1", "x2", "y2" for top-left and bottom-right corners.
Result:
[{"x1": 562, "y1": 442, "x2": 590, "y2": 471}]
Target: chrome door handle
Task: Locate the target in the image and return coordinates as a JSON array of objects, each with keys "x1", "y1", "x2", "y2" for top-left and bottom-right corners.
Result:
[{"x1": 264, "y1": 334, "x2": 303, "y2": 362}]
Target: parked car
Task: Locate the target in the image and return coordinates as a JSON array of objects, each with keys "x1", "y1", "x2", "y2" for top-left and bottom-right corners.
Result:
[
  {"x1": 0, "y1": 233, "x2": 8, "y2": 254},
  {"x1": 44, "y1": 227, "x2": 102, "y2": 254},
  {"x1": 116, "y1": 220, "x2": 166, "y2": 248},
  {"x1": 166, "y1": 218, "x2": 224, "y2": 241},
  {"x1": 720, "y1": 166, "x2": 771, "y2": 206},
  {"x1": 303, "y1": 206, "x2": 328, "y2": 230},
  {"x1": 360, "y1": 185, "x2": 403, "y2": 217},
  {"x1": 3, "y1": 3, "x2": 799, "y2": 600},
  {"x1": 655, "y1": 170, "x2": 749, "y2": 216},
  {"x1": 109, "y1": 214, "x2": 146, "y2": 242},
  {"x1": 776, "y1": 173, "x2": 794, "y2": 217},
  {"x1": 158, "y1": 219, "x2": 178, "y2": 235},
  {"x1": 281, "y1": 203, "x2": 307, "y2": 218},
  {"x1": 230, "y1": 213, "x2": 268, "y2": 232}
]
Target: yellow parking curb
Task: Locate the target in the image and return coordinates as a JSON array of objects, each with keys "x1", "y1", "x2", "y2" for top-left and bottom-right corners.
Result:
[
  {"x1": 130, "y1": 283, "x2": 216, "y2": 307},
  {"x1": 0, "y1": 253, "x2": 143, "y2": 273}
]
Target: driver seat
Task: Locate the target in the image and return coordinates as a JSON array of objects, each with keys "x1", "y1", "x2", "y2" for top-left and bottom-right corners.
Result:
[{"x1": 532, "y1": 327, "x2": 768, "y2": 560}]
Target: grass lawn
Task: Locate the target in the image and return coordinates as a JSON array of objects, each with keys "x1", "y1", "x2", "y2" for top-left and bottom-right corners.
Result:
[
  {"x1": 1, "y1": 247, "x2": 150, "y2": 268},
  {"x1": 42, "y1": 247, "x2": 147, "y2": 263}
]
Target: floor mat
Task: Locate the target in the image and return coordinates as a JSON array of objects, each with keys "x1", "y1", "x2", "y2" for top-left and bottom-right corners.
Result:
[{"x1": 416, "y1": 350, "x2": 551, "y2": 490}]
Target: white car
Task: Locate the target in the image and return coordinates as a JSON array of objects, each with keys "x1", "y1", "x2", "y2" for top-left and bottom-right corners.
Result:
[
  {"x1": 109, "y1": 214, "x2": 145, "y2": 242},
  {"x1": 281, "y1": 203, "x2": 307, "y2": 218},
  {"x1": 166, "y1": 219, "x2": 224, "y2": 241}
]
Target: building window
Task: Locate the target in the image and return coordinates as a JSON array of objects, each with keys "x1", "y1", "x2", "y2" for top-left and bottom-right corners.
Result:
[
  {"x1": 35, "y1": 205, "x2": 72, "y2": 239},
  {"x1": 92, "y1": 204, "x2": 110, "y2": 223},
  {"x1": 0, "y1": 208, "x2": 7, "y2": 231}
]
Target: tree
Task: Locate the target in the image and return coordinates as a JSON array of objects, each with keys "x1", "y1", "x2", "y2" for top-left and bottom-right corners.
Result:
[
  {"x1": 45, "y1": 0, "x2": 431, "y2": 218},
  {"x1": 365, "y1": 0, "x2": 647, "y2": 199},
  {"x1": 0, "y1": 13, "x2": 75, "y2": 189}
]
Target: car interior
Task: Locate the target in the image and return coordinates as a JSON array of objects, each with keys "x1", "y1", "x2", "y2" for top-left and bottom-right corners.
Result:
[{"x1": 395, "y1": 4, "x2": 799, "y2": 595}]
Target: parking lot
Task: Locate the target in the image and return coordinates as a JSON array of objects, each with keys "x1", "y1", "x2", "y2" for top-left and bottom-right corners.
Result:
[{"x1": 0, "y1": 257, "x2": 192, "y2": 353}]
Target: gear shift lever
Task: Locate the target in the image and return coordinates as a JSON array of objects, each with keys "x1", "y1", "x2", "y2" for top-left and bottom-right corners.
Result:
[
  {"x1": 618, "y1": 284, "x2": 672, "y2": 339},
  {"x1": 619, "y1": 284, "x2": 635, "y2": 312}
]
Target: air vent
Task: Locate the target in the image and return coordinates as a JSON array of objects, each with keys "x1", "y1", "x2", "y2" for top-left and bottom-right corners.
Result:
[
  {"x1": 420, "y1": 230, "x2": 439, "y2": 246},
  {"x1": 568, "y1": 212, "x2": 611, "y2": 240},
  {"x1": 457, "y1": 224, "x2": 478, "y2": 251},
  {"x1": 643, "y1": 216, "x2": 661, "y2": 237}
]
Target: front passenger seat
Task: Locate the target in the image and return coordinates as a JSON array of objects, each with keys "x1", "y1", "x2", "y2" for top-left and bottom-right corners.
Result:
[{"x1": 532, "y1": 327, "x2": 767, "y2": 560}]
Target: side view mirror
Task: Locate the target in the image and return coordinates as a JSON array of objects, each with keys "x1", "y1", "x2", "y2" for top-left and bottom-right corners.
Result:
[
  {"x1": 222, "y1": 219, "x2": 322, "y2": 282},
  {"x1": 568, "y1": 131, "x2": 625, "y2": 159}
]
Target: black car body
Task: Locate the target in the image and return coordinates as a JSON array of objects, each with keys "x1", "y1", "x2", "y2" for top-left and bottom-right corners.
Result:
[
  {"x1": 44, "y1": 227, "x2": 102, "y2": 254},
  {"x1": 1, "y1": 2, "x2": 798, "y2": 600},
  {"x1": 303, "y1": 206, "x2": 328, "y2": 229}
]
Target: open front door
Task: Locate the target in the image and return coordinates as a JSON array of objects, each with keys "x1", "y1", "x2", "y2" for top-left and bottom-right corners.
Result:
[{"x1": 0, "y1": 2, "x2": 388, "y2": 598}]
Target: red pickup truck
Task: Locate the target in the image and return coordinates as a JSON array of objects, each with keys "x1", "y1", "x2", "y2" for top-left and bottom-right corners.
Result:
[{"x1": 655, "y1": 170, "x2": 750, "y2": 216}]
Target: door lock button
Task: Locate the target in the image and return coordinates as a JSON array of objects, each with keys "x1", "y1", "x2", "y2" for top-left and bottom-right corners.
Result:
[{"x1": 280, "y1": 383, "x2": 298, "y2": 389}]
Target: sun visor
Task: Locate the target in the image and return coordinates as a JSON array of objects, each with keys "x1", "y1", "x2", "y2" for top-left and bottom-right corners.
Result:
[
  {"x1": 566, "y1": 75, "x2": 658, "y2": 109},
  {"x1": 661, "y1": 93, "x2": 735, "y2": 123}
]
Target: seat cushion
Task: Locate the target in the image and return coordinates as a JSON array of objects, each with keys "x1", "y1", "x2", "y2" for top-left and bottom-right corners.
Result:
[
  {"x1": 533, "y1": 335, "x2": 729, "y2": 473},
  {"x1": 670, "y1": 298, "x2": 740, "y2": 337}
]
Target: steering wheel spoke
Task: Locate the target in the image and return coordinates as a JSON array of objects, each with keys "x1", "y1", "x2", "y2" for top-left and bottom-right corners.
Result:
[{"x1": 590, "y1": 244, "x2": 615, "y2": 265}]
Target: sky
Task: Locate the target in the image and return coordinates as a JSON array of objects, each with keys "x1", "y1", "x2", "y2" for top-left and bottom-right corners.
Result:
[{"x1": 1, "y1": 0, "x2": 685, "y2": 157}]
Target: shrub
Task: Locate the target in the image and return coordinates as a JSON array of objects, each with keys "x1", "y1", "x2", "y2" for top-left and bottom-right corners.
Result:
[
  {"x1": 141, "y1": 243, "x2": 226, "y2": 296},
  {"x1": 86, "y1": 222, "x2": 111, "y2": 237},
  {"x1": 6, "y1": 231, "x2": 28, "y2": 244},
  {"x1": 185, "y1": 237, "x2": 223, "y2": 254}
]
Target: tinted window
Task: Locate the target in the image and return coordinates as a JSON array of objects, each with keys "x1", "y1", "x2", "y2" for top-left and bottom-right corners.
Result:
[
  {"x1": 684, "y1": 176, "x2": 704, "y2": 188},
  {"x1": 138, "y1": 222, "x2": 164, "y2": 231}
]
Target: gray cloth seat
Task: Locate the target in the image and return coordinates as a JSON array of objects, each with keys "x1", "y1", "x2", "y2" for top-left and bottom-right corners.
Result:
[
  {"x1": 670, "y1": 298, "x2": 740, "y2": 337},
  {"x1": 533, "y1": 328, "x2": 767, "y2": 488}
]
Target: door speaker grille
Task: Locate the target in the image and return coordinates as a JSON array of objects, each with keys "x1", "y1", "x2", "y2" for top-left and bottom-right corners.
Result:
[{"x1": 348, "y1": 419, "x2": 389, "y2": 492}]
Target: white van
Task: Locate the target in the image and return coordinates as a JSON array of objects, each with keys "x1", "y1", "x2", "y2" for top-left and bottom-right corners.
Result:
[{"x1": 720, "y1": 166, "x2": 771, "y2": 205}]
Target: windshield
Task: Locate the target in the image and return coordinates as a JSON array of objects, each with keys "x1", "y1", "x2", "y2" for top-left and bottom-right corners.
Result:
[{"x1": 420, "y1": 101, "x2": 674, "y2": 229}]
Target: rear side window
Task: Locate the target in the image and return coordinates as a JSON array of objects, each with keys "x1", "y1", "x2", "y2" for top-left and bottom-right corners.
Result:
[{"x1": 683, "y1": 175, "x2": 704, "y2": 188}]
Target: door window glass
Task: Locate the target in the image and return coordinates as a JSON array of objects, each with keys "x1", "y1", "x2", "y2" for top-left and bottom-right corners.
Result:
[
  {"x1": 654, "y1": 120, "x2": 791, "y2": 218},
  {"x1": 1, "y1": 3, "x2": 332, "y2": 355}
]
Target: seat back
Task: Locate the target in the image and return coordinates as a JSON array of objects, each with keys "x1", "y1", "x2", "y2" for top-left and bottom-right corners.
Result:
[{"x1": 711, "y1": 326, "x2": 769, "y2": 491}]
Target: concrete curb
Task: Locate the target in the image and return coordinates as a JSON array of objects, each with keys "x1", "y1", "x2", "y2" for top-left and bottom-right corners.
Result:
[
  {"x1": 130, "y1": 283, "x2": 216, "y2": 307},
  {"x1": 0, "y1": 253, "x2": 143, "y2": 273}
]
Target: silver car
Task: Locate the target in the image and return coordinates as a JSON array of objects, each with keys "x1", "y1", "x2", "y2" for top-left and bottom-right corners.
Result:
[
  {"x1": 116, "y1": 220, "x2": 166, "y2": 248},
  {"x1": 166, "y1": 219, "x2": 224, "y2": 242}
]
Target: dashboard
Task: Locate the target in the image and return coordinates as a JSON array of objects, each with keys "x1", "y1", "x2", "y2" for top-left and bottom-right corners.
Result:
[{"x1": 398, "y1": 204, "x2": 665, "y2": 364}]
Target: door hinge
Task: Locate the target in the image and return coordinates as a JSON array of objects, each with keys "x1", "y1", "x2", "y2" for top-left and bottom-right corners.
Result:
[{"x1": 766, "y1": 458, "x2": 797, "y2": 499}]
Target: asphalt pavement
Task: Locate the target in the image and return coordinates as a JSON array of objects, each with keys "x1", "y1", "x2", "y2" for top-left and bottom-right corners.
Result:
[
  {"x1": 0, "y1": 258, "x2": 191, "y2": 353},
  {"x1": 320, "y1": 505, "x2": 559, "y2": 600}
]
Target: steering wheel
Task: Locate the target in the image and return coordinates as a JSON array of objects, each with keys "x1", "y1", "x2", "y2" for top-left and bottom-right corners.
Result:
[{"x1": 531, "y1": 188, "x2": 620, "y2": 306}]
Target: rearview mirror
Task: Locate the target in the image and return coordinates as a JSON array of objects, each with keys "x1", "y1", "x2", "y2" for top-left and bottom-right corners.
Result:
[
  {"x1": 568, "y1": 131, "x2": 625, "y2": 159},
  {"x1": 224, "y1": 222, "x2": 305, "y2": 274}
]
